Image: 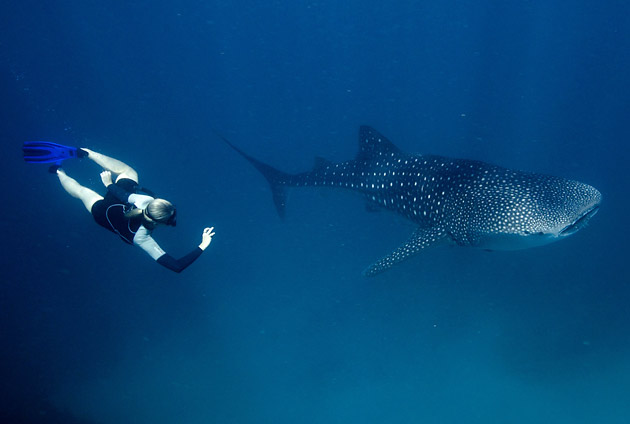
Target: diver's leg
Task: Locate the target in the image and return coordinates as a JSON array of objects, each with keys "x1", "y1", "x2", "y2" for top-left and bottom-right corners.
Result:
[
  {"x1": 81, "y1": 148, "x2": 139, "y2": 183},
  {"x1": 55, "y1": 169, "x2": 104, "y2": 213}
]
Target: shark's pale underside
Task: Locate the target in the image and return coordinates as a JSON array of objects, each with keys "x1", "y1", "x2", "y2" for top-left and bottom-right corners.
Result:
[{"x1": 222, "y1": 126, "x2": 601, "y2": 276}]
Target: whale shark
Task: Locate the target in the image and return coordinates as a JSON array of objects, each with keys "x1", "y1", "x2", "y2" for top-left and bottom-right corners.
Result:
[{"x1": 221, "y1": 126, "x2": 601, "y2": 276}]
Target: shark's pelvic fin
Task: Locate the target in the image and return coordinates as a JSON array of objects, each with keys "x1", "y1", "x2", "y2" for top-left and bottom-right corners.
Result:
[{"x1": 363, "y1": 226, "x2": 447, "y2": 277}]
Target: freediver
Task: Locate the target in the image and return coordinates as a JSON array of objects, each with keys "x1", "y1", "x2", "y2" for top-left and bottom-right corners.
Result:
[{"x1": 23, "y1": 141, "x2": 215, "y2": 273}]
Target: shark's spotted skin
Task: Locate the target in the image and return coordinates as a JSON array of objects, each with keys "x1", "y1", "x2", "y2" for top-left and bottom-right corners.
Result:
[{"x1": 223, "y1": 126, "x2": 601, "y2": 276}]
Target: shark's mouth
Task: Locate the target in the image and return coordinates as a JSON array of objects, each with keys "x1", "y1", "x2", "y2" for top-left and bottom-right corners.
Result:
[{"x1": 559, "y1": 204, "x2": 600, "y2": 237}]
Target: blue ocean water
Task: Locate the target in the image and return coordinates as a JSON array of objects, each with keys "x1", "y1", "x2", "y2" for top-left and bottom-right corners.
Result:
[{"x1": 1, "y1": 0, "x2": 629, "y2": 422}]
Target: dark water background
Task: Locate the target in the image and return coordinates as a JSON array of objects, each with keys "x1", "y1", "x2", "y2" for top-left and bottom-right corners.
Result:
[{"x1": 1, "y1": 1, "x2": 629, "y2": 423}]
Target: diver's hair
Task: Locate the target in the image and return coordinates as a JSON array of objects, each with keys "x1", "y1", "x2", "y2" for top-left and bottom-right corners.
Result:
[
  {"x1": 123, "y1": 198, "x2": 175, "y2": 229},
  {"x1": 145, "y1": 198, "x2": 175, "y2": 223}
]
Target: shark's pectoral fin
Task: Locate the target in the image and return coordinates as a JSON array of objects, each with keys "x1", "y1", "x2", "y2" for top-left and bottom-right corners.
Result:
[{"x1": 363, "y1": 227, "x2": 446, "y2": 277}]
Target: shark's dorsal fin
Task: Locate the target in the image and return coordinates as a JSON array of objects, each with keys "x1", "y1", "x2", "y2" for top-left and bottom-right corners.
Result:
[
  {"x1": 363, "y1": 226, "x2": 447, "y2": 277},
  {"x1": 357, "y1": 126, "x2": 402, "y2": 162}
]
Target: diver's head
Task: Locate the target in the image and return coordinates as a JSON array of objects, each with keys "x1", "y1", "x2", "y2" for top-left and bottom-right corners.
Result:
[{"x1": 144, "y1": 198, "x2": 177, "y2": 227}]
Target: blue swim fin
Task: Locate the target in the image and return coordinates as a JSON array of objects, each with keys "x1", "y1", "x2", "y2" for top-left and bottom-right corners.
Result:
[{"x1": 23, "y1": 141, "x2": 85, "y2": 164}]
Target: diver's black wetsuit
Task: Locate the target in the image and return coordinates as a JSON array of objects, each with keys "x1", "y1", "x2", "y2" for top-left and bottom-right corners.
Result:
[
  {"x1": 91, "y1": 178, "x2": 141, "y2": 244},
  {"x1": 91, "y1": 178, "x2": 203, "y2": 273}
]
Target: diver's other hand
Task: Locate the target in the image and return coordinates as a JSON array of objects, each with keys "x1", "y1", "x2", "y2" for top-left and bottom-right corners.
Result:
[
  {"x1": 100, "y1": 170, "x2": 113, "y2": 187},
  {"x1": 199, "y1": 227, "x2": 215, "y2": 250}
]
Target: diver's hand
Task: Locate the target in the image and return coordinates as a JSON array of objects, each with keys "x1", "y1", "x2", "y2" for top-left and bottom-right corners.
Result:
[
  {"x1": 199, "y1": 227, "x2": 215, "y2": 250},
  {"x1": 100, "y1": 170, "x2": 113, "y2": 187}
]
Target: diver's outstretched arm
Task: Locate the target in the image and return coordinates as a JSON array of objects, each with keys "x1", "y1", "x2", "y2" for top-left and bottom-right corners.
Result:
[
  {"x1": 81, "y1": 148, "x2": 139, "y2": 183},
  {"x1": 134, "y1": 227, "x2": 216, "y2": 273}
]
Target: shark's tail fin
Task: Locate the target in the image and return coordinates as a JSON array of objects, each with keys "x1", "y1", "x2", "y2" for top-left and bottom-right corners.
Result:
[{"x1": 215, "y1": 131, "x2": 291, "y2": 219}]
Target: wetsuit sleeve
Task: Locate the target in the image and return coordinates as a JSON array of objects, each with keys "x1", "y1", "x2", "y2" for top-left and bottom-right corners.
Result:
[
  {"x1": 134, "y1": 227, "x2": 203, "y2": 273},
  {"x1": 134, "y1": 227, "x2": 167, "y2": 259},
  {"x1": 156, "y1": 248, "x2": 203, "y2": 273}
]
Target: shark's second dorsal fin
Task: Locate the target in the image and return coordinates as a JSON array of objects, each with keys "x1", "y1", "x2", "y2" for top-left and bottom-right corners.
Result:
[
  {"x1": 313, "y1": 156, "x2": 333, "y2": 171},
  {"x1": 356, "y1": 126, "x2": 402, "y2": 162}
]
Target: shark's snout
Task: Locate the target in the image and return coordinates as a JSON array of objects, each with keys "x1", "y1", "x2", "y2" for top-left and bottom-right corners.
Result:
[
  {"x1": 558, "y1": 187, "x2": 602, "y2": 237},
  {"x1": 543, "y1": 183, "x2": 601, "y2": 238},
  {"x1": 488, "y1": 182, "x2": 602, "y2": 249}
]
